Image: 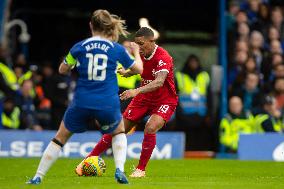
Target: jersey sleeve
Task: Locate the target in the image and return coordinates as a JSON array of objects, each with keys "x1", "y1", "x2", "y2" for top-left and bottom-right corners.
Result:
[
  {"x1": 117, "y1": 46, "x2": 135, "y2": 69},
  {"x1": 64, "y1": 42, "x2": 81, "y2": 67},
  {"x1": 154, "y1": 54, "x2": 172, "y2": 75}
]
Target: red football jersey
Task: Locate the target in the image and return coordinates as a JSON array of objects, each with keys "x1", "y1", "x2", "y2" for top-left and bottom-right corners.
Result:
[{"x1": 134, "y1": 45, "x2": 178, "y2": 105}]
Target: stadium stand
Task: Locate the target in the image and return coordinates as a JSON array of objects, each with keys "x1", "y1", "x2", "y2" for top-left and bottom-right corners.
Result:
[{"x1": 222, "y1": 0, "x2": 284, "y2": 152}]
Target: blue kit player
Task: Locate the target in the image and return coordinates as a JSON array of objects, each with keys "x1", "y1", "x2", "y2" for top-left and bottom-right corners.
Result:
[{"x1": 27, "y1": 9, "x2": 143, "y2": 184}]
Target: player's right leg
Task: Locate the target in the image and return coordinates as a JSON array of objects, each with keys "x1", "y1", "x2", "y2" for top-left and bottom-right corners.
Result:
[
  {"x1": 110, "y1": 119, "x2": 128, "y2": 184},
  {"x1": 130, "y1": 104, "x2": 176, "y2": 178},
  {"x1": 26, "y1": 121, "x2": 73, "y2": 184},
  {"x1": 130, "y1": 114, "x2": 165, "y2": 178}
]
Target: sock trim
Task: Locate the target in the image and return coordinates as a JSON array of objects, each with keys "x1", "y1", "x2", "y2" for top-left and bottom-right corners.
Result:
[
  {"x1": 52, "y1": 138, "x2": 64, "y2": 148},
  {"x1": 112, "y1": 131, "x2": 125, "y2": 136}
]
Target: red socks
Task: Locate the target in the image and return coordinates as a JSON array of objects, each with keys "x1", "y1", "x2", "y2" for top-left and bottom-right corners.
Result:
[
  {"x1": 137, "y1": 133, "x2": 156, "y2": 171},
  {"x1": 87, "y1": 134, "x2": 112, "y2": 157},
  {"x1": 87, "y1": 132, "x2": 156, "y2": 171}
]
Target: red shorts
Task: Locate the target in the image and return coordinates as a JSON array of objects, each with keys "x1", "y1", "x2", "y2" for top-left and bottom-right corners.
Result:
[{"x1": 123, "y1": 99, "x2": 177, "y2": 123}]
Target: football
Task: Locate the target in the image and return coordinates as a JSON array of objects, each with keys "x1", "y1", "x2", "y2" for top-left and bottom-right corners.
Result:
[{"x1": 82, "y1": 156, "x2": 106, "y2": 177}]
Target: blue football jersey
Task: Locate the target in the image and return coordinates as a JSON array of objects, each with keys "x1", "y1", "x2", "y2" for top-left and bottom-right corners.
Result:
[{"x1": 64, "y1": 36, "x2": 134, "y2": 110}]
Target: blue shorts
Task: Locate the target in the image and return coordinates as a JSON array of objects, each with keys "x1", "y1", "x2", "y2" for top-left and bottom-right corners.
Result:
[{"x1": 63, "y1": 104, "x2": 122, "y2": 134}]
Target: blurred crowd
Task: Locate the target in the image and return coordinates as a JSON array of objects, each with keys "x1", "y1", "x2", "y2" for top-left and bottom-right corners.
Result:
[
  {"x1": 221, "y1": 0, "x2": 284, "y2": 152},
  {"x1": 0, "y1": 50, "x2": 71, "y2": 131}
]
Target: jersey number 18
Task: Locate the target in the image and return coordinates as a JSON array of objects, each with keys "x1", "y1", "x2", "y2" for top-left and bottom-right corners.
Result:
[{"x1": 86, "y1": 53, "x2": 108, "y2": 81}]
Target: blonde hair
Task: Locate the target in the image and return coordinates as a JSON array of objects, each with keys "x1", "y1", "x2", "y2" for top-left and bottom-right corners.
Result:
[{"x1": 91, "y1": 9, "x2": 129, "y2": 42}]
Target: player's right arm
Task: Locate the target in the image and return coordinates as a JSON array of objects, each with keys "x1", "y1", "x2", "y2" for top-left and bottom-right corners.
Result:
[
  {"x1": 59, "y1": 43, "x2": 80, "y2": 75},
  {"x1": 118, "y1": 42, "x2": 143, "y2": 77}
]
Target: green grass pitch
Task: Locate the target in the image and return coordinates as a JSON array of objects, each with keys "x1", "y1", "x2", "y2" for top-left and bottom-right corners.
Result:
[{"x1": 0, "y1": 158, "x2": 284, "y2": 189}]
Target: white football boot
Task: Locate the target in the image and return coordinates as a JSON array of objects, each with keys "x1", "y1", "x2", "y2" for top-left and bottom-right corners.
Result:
[{"x1": 129, "y1": 168, "x2": 146, "y2": 178}]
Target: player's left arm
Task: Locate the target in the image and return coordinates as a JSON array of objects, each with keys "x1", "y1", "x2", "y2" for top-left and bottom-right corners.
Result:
[{"x1": 120, "y1": 71, "x2": 167, "y2": 100}]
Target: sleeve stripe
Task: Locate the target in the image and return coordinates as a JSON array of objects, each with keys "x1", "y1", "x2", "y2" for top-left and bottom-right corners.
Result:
[{"x1": 155, "y1": 69, "x2": 169, "y2": 74}]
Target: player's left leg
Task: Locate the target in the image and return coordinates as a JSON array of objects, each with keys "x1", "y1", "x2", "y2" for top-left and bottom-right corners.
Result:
[
  {"x1": 27, "y1": 121, "x2": 72, "y2": 184},
  {"x1": 130, "y1": 114, "x2": 165, "y2": 178},
  {"x1": 27, "y1": 104, "x2": 90, "y2": 184}
]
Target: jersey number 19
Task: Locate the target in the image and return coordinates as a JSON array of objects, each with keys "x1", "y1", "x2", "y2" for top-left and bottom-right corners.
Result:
[{"x1": 86, "y1": 53, "x2": 108, "y2": 81}]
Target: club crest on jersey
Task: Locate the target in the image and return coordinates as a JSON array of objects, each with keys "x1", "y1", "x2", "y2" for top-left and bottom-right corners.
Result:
[{"x1": 158, "y1": 60, "x2": 166, "y2": 67}]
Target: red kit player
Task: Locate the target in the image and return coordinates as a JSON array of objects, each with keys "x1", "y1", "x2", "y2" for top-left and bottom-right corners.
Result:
[{"x1": 76, "y1": 27, "x2": 178, "y2": 178}]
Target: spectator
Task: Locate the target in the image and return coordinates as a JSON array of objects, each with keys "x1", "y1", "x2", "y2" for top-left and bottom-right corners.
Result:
[
  {"x1": 15, "y1": 79, "x2": 42, "y2": 131},
  {"x1": 228, "y1": 11, "x2": 249, "y2": 62},
  {"x1": 272, "y1": 77, "x2": 284, "y2": 110},
  {"x1": 261, "y1": 52, "x2": 283, "y2": 82},
  {"x1": 175, "y1": 54, "x2": 212, "y2": 150},
  {"x1": 41, "y1": 62, "x2": 69, "y2": 129},
  {"x1": 1, "y1": 97, "x2": 21, "y2": 129},
  {"x1": 13, "y1": 53, "x2": 33, "y2": 85},
  {"x1": 0, "y1": 73, "x2": 16, "y2": 99},
  {"x1": 236, "y1": 40, "x2": 249, "y2": 52},
  {"x1": 245, "y1": 56, "x2": 258, "y2": 73},
  {"x1": 253, "y1": 95, "x2": 283, "y2": 132},
  {"x1": 226, "y1": 1, "x2": 240, "y2": 31},
  {"x1": 231, "y1": 72, "x2": 263, "y2": 112},
  {"x1": 236, "y1": 10, "x2": 249, "y2": 25},
  {"x1": 225, "y1": 1, "x2": 284, "y2": 137},
  {"x1": 249, "y1": 30, "x2": 264, "y2": 71},
  {"x1": 237, "y1": 22, "x2": 250, "y2": 42},
  {"x1": 246, "y1": 0, "x2": 261, "y2": 24},
  {"x1": 262, "y1": 62, "x2": 284, "y2": 93},
  {"x1": 33, "y1": 68, "x2": 52, "y2": 129},
  {"x1": 270, "y1": 63, "x2": 284, "y2": 81},
  {"x1": 269, "y1": 26, "x2": 280, "y2": 40},
  {"x1": 270, "y1": 6, "x2": 284, "y2": 41},
  {"x1": 232, "y1": 56, "x2": 258, "y2": 88},
  {"x1": 272, "y1": 53, "x2": 283, "y2": 66},
  {"x1": 219, "y1": 96, "x2": 254, "y2": 152},
  {"x1": 270, "y1": 39, "x2": 283, "y2": 54},
  {"x1": 0, "y1": 61, "x2": 18, "y2": 92},
  {"x1": 251, "y1": 3, "x2": 270, "y2": 32},
  {"x1": 228, "y1": 50, "x2": 248, "y2": 87},
  {"x1": 13, "y1": 64, "x2": 24, "y2": 81}
]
